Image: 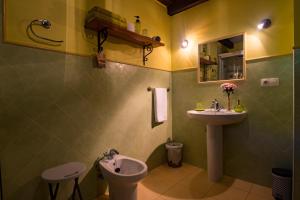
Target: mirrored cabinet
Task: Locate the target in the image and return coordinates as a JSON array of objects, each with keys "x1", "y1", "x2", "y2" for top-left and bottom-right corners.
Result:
[{"x1": 197, "y1": 34, "x2": 245, "y2": 83}]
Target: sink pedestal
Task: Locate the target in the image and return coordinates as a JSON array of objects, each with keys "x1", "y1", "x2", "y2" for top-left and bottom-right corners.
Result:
[
  {"x1": 187, "y1": 110, "x2": 247, "y2": 182},
  {"x1": 207, "y1": 125, "x2": 223, "y2": 182}
]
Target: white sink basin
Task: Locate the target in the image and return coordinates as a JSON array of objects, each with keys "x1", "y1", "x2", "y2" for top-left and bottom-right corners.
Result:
[{"x1": 187, "y1": 109, "x2": 247, "y2": 125}]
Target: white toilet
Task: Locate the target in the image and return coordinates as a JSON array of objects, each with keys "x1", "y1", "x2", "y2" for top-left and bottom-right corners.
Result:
[{"x1": 99, "y1": 154, "x2": 148, "y2": 200}]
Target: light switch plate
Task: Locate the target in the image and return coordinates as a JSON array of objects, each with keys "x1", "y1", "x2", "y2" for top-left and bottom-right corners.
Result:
[{"x1": 260, "y1": 78, "x2": 279, "y2": 87}]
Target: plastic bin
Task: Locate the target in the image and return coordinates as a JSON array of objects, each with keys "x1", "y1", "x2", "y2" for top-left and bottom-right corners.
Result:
[
  {"x1": 165, "y1": 142, "x2": 183, "y2": 167},
  {"x1": 272, "y1": 168, "x2": 292, "y2": 200}
]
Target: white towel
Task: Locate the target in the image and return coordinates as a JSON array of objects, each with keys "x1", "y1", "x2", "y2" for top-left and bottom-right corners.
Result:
[{"x1": 154, "y1": 88, "x2": 168, "y2": 122}]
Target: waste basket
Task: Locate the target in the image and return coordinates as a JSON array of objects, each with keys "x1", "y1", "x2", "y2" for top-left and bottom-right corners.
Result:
[
  {"x1": 165, "y1": 142, "x2": 183, "y2": 167},
  {"x1": 272, "y1": 168, "x2": 292, "y2": 200}
]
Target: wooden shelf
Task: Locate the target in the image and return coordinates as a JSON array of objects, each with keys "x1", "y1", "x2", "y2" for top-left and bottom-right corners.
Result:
[
  {"x1": 85, "y1": 18, "x2": 165, "y2": 48},
  {"x1": 200, "y1": 57, "x2": 217, "y2": 65}
]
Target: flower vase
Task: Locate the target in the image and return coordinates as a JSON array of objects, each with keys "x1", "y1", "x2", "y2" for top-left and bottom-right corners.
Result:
[{"x1": 227, "y1": 95, "x2": 231, "y2": 111}]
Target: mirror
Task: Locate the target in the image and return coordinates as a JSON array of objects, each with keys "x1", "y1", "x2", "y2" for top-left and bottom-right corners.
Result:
[{"x1": 197, "y1": 34, "x2": 245, "y2": 82}]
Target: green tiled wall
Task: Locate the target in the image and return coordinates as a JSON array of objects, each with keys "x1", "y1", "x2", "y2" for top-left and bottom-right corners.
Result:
[
  {"x1": 172, "y1": 56, "x2": 293, "y2": 186},
  {"x1": 0, "y1": 1, "x2": 172, "y2": 199}
]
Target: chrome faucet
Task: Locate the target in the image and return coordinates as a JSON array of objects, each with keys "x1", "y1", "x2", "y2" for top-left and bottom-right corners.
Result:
[
  {"x1": 103, "y1": 149, "x2": 119, "y2": 160},
  {"x1": 210, "y1": 99, "x2": 222, "y2": 111}
]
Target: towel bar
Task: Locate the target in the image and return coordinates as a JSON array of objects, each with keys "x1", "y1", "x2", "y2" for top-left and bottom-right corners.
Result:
[{"x1": 147, "y1": 87, "x2": 170, "y2": 92}]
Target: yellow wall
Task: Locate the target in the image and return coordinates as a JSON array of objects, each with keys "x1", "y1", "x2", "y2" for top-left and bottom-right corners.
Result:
[
  {"x1": 296, "y1": 0, "x2": 300, "y2": 47},
  {"x1": 4, "y1": 0, "x2": 172, "y2": 71},
  {"x1": 4, "y1": 0, "x2": 294, "y2": 71},
  {"x1": 171, "y1": 0, "x2": 294, "y2": 71}
]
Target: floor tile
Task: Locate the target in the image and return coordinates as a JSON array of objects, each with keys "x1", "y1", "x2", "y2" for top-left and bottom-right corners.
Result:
[
  {"x1": 141, "y1": 172, "x2": 179, "y2": 194},
  {"x1": 149, "y1": 163, "x2": 201, "y2": 181},
  {"x1": 212, "y1": 176, "x2": 252, "y2": 192},
  {"x1": 205, "y1": 183, "x2": 248, "y2": 200},
  {"x1": 142, "y1": 163, "x2": 200, "y2": 195},
  {"x1": 94, "y1": 194, "x2": 109, "y2": 200},
  {"x1": 246, "y1": 193, "x2": 274, "y2": 200},
  {"x1": 138, "y1": 183, "x2": 160, "y2": 200},
  {"x1": 229, "y1": 179, "x2": 253, "y2": 192},
  {"x1": 160, "y1": 170, "x2": 213, "y2": 200},
  {"x1": 232, "y1": 179, "x2": 252, "y2": 192},
  {"x1": 160, "y1": 182, "x2": 205, "y2": 199},
  {"x1": 250, "y1": 184, "x2": 272, "y2": 199},
  {"x1": 160, "y1": 196, "x2": 217, "y2": 200}
]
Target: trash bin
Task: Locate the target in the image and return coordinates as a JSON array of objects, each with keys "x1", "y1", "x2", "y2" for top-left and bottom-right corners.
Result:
[
  {"x1": 165, "y1": 142, "x2": 183, "y2": 167},
  {"x1": 272, "y1": 168, "x2": 292, "y2": 200}
]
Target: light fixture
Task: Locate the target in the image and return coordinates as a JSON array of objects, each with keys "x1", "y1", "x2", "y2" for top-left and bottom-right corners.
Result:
[
  {"x1": 257, "y1": 19, "x2": 272, "y2": 30},
  {"x1": 181, "y1": 39, "x2": 189, "y2": 48}
]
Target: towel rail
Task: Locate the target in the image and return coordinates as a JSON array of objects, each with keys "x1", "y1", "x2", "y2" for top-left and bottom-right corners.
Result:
[
  {"x1": 147, "y1": 87, "x2": 170, "y2": 92},
  {"x1": 26, "y1": 19, "x2": 64, "y2": 45}
]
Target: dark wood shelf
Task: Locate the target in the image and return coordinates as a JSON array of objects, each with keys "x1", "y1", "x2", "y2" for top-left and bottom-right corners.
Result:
[
  {"x1": 85, "y1": 18, "x2": 165, "y2": 48},
  {"x1": 200, "y1": 57, "x2": 217, "y2": 65}
]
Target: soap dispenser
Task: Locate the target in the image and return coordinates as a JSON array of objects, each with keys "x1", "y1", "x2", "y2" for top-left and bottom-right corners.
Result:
[
  {"x1": 234, "y1": 99, "x2": 245, "y2": 113},
  {"x1": 134, "y1": 16, "x2": 141, "y2": 34}
]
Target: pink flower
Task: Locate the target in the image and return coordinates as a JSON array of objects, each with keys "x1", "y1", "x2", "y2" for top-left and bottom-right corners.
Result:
[
  {"x1": 220, "y1": 83, "x2": 237, "y2": 90},
  {"x1": 220, "y1": 83, "x2": 237, "y2": 96}
]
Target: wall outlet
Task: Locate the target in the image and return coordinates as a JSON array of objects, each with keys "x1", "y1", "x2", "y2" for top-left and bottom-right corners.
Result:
[{"x1": 260, "y1": 78, "x2": 280, "y2": 87}]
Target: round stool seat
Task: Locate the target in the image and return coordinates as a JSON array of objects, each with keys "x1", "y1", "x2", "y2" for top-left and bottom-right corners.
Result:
[
  {"x1": 42, "y1": 162, "x2": 86, "y2": 183},
  {"x1": 41, "y1": 162, "x2": 86, "y2": 200}
]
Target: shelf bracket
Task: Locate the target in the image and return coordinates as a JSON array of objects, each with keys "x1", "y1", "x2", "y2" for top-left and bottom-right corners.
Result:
[
  {"x1": 97, "y1": 28, "x2": 108, "y2": 52},
  {"x1": 143, "y1": 44, "x2": 153, "y2": 65}
]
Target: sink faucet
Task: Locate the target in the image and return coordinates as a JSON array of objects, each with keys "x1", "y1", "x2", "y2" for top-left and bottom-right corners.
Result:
[
  {"x1": 211, "y1": 99, "x2": 222, "y2": 111},
  {"x1": 103, "y1": 149, "x2": 119, "y2": 160}
]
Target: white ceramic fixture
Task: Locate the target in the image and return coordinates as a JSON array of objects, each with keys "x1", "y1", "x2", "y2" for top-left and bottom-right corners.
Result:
[
  {"x1": 99, "y1": 154, "x2": 148, "y2": 200},
  {"x1": 187, "y1": 109, "x2": 247, "y2": 182}
]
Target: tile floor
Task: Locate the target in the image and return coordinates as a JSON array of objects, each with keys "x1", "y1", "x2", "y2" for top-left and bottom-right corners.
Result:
[{"x1": 98, "y1": 163, "x2": 273, "y2": 200}]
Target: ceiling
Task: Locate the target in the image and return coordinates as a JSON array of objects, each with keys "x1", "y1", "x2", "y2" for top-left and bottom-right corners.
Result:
[{"x1": 157, "y1": 0, "x2": 209, "y2": 16}]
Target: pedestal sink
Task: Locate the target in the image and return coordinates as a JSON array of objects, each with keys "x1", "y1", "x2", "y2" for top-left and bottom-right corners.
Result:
[{"x1": 187, "y1": 109, "x2": 247, "y2": 182}]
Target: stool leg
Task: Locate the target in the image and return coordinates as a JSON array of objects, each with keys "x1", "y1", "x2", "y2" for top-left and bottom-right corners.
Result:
[
  {"x1": 71, "y1": 178, "x2": 83, "y2": 200},
  {"x1": 76, "y1": 180, "x2": 83, "y2": 200},
  {"x1": 71, "y1": 181, "x2": 76, "y2": 200},
  {"x1": 48, "y1": 183, "x2": 59, "y2": 200}
]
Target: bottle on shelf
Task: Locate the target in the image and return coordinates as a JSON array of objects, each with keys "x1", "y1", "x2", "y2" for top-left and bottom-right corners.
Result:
[{"x1": 134, "y1": 16, "x2": 141, "y2": 34}]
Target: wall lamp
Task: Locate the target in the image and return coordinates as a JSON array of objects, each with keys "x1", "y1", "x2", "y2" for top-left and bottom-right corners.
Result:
[
  {"x1": 181, "y1": 39, "x2": 189, "y2": 48},
  {"x1": 257, "y1": 19, "x2": 272, "y2": 30}
]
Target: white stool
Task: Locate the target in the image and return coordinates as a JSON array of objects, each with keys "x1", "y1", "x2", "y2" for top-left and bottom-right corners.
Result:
[{"x1": 41, "y1": 162, "x2": 86, "y2": 200}]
